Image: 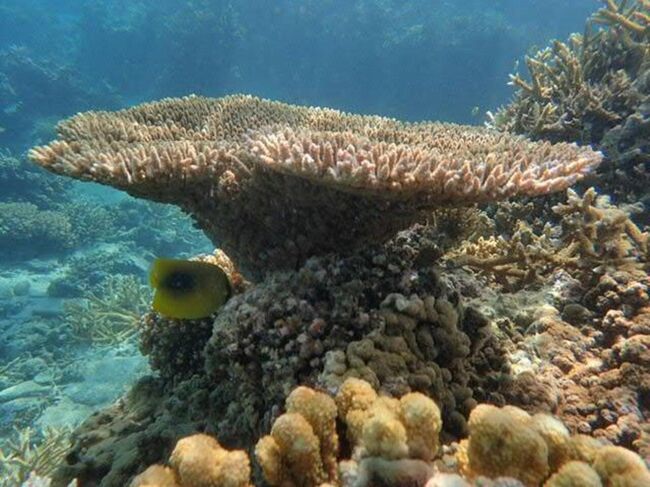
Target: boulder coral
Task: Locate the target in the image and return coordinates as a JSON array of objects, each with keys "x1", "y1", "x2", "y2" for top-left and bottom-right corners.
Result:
[
  {"x1": 29, "y1": 94, "x2": 601, "y2": 275},
  {"x1": 458, "y1": 404, "x2": 551, "y2": 486}
]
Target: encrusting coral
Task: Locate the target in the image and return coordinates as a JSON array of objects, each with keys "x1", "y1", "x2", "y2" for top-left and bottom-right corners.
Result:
[{"x1": 29, "y1": 94, "x2": 601, "y2": 275}]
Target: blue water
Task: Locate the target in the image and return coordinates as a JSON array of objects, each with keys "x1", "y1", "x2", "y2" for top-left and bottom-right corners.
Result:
[
  {"x1": 0, "y1": 0, "x2": 609, "y2": 484},
  {"x1": 1, "y1": 0, "x2": 597, "y2": 151}
]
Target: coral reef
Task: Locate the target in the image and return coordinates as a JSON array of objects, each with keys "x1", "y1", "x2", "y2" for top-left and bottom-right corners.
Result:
[
  {"x1": 62, "y1": 274, "x2": 151, "y2": 345},
  {"x1": 80, "y1": 382, "x2": 650, "y2": 487},
  {"x1": 48, "y1": 225, "x2": 510, "y2": 486},
  {"x1": 10, "y1": 6, "x2": 650, "y2": 487},
  {"x1": 0, "y1": 150, "x2": 70, "y2": 206},
  {"x1": 0, "y1": 202, "x2": 76, "y2": 258},
  {"x1": 0, "y1": 199, "x2": 119, "y2": 261},
  {"x1": 0, "y1": 45, "x2": 119, "y2": 150},
  {"x1": 491, "y1": 0, "x2": 650, "y2": 205},
  {"x1": 0, "y1": 427, "x2": 71, "y2": 486},
  {"x1": 29, "y1": 94, "x2": 601, "y2": 276},
  {"x1": 113, "y1": 199, "x2": 211, "y2": 258}
]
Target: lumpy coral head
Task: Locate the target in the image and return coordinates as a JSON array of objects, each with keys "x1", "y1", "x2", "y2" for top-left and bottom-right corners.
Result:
[
  {"x1": 168, "y1": 433, "x2": 251, "y2": 487},
  {"x1": 29, "y1": 94, "x2": 602, "y2": 276},
  {"x1": 460, "y1": 404, "x2": 550, "y2": 486}
]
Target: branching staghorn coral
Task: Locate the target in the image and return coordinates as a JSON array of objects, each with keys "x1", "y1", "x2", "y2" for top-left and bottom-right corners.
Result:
[
  {"x1": 491, "y1": 0, "x2": 650, "y2": 202},
  {"x1": 552, "y1": 187, "x2": 648, "y2": 278},
  {"x1": 63, "y1": 274, "x2": 152, "y2": 345},
  {"x1": 0, "y1": 427, "x2": 71, "y2": 487},
  {"x1": 443, "y1": 186, "x2": 648, "y2": 291},
  {"x1": 491, "y1": 0, "x2": 649, "y2": 142},
  {"x1": 443, "y1": 221, "x2": 574, "y2": 291},
  {"x1": 29, "y1": 94, "x2": 601, "y2": 276}
]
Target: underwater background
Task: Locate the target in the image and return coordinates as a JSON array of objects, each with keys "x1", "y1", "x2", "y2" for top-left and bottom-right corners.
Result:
[{"x1": 0, "y1": 1, "x2": 649, "y2": 486}]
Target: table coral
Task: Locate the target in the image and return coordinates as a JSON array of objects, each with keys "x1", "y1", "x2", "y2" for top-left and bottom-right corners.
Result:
[{"x1": 29, "y1": 94, "x2": 601, "y2": 276}]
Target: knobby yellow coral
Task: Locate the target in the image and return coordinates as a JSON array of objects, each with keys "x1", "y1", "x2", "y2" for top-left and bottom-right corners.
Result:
[
  {"x1": 131, "y1": 433, "x2": 250, "y2": 487},
  {"x1": 29, "y1": 94, "x2": 601, "y2": 275},
  {"x1": 457, "y1": 404, "x2": 650, "y2": 487},
  {"x1": 128, "y1": 381, "x2": 650, "y2": 487},
  {"x1": 458, "y1": 404, "x2": 550, "y2": 486},
  {"x1": 256, "y1": 385, "x2": 339, "y2": 487}
]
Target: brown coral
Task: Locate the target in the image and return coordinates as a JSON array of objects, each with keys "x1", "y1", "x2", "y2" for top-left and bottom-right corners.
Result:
[
  {"x1": 543, "y1": 461, "x2": 602, "y2": 487},
  {"x1": 29, "y1": 94, "x2": 601, "y2": 275}
]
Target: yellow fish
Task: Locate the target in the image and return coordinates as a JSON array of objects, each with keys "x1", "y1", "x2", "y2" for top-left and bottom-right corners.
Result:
[{"x1": 149, "y1": 258, "x2": 231, "y2": 319}]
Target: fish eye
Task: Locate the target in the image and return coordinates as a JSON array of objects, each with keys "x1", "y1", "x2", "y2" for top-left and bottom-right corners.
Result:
[{"x1": 164, "y1": 271, "x2": 196, "y2": 292}]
